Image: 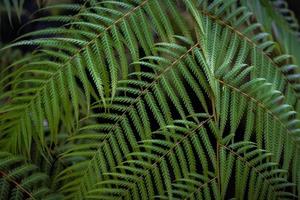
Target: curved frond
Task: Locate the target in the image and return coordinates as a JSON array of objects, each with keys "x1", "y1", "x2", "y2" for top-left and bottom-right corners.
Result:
[
  {"x1": 0, "y1": 151, "x2": 63, "y2": 200},
  {"x1": 0, "y1": 0, "x2": 299, "y2": 199}
]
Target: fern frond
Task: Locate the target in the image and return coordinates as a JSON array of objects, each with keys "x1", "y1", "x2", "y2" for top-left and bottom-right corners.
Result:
[
  {"x1": 241, "y1": 0, "x2": 300, "y2": 65},
  {"x1": 0, "y1": 0, "x2": 196, "y2": 154},
  {"x1": 1, "y1": 0, "x2": 300, "y2": 199},
  {"x1": 0, "y1": 151, "x2": 63, "y2": 200},
  {"x1": 57, "y1": 41, "x2": 212, "y2": 199},
  {"x1": 223, "y1": 142, "x2": 296, "y2": 199},
  {"x1": 85, "y1": 117, "x2": 213, "y2": 199}
]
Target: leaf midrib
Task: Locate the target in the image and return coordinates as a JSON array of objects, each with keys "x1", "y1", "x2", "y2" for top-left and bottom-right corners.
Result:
[
  {"x1": 7, "y1": 0, "x2": 150, "y2": 132},
  {"x1": 64, "y1": 43, "x2": 201, "y2": 198},
  {"x1": 217, "y1": 78, "x2": 299, "y2": 149},
  {"x1": 198, "y1": 7, "x2": 300, "y2": 100}
]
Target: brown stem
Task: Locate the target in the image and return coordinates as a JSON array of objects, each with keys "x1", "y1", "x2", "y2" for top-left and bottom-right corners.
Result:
[{"x1": 0, "y1": 170, "x2": 35, "y2": 199}]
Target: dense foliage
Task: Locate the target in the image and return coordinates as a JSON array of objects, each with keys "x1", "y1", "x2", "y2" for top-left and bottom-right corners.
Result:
[{"x1": 0, "y1": 0, "x2": 300, "y2": 199}]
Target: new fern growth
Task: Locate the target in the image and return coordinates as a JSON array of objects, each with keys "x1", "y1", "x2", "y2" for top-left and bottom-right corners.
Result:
[{"x1": 0, "y1": 0, "x2": 300, "y2": 199}]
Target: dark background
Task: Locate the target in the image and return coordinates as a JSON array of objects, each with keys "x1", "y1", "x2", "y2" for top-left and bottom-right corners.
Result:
[{"x1": 286, "y1": 0, "x2": 300, "y2": 22}]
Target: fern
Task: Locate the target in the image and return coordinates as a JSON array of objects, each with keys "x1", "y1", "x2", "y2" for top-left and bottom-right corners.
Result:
[
  {"x1": 0, "y1": 151, "x2": 63, "y2": 199},
  {"x1": 0, "y1": 0, "x2": 299, "y2": 199},
  {"x1": 241, "y1": 0, "x2": 300, "y2": 65}
]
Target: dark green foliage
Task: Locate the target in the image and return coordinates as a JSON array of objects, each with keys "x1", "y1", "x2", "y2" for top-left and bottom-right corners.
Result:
[
  {"x1": 0, "y1": 152, "x2": 63, "y2": 199},
  {"x1": 0, "y1": 0, "x2": 299, "y2": 199}
]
